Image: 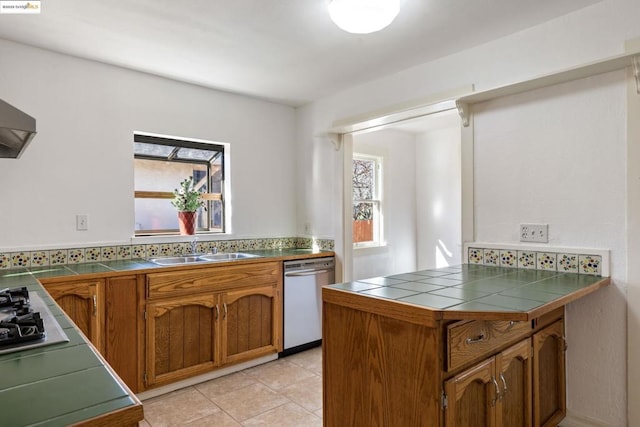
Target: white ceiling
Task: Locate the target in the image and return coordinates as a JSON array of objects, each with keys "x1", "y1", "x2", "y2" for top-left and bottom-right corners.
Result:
[{"x1": 0, "y1": 0, "x2": 600, "y2": 106}]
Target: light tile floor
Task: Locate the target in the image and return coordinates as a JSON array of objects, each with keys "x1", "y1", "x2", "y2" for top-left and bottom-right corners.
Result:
[{"x1": 139, "y1": 346, "x2": 323, "y2": 426}]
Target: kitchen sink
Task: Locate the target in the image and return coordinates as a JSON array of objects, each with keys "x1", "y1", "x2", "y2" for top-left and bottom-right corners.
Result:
[
  {"x1": 198, "y1": 253, "x2": 261, "y2": 261},
  {"x1": 148, "y1": 255, "x2": 204, "y2": 265},
  {"x1": 149, "y1": 252, "x2": 261, "y2": 266}
]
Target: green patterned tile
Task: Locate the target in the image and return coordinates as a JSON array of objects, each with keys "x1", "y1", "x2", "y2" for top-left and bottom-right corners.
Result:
[
  {"x1": 328, "y1": 282, "x2": 381, "y2": 292},
  {"x1": 474, "y1": 294, "x2": 543, "y2": 311},
  {"x1": 390, "y1": 282, "x2": 444, "y2": 293},
  {"x1": 386, "y1": 273, "x2": 430, "y2": 281},
  {"x1": 500, "y1": 287, "x2": 560, "y2": 303},
  {"x1": 417, "y1": 277, "x2": 462, "y2": 287},
  {"x1": 398, "y1": 293, "x2": 464, "y2": 309},
  {"x1": 360, "y1": 287, "x2": 420, "y2": 300},
  {"x1": 429, "y1": 287, "x2": 492, "y2": 301},
  {"x1": 359, "y1": 276, "x2": 407, "y2": 286}
]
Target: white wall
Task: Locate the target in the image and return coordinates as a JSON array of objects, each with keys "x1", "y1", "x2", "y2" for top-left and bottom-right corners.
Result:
[
  {"x1": 352, "y1": 129, "x2": 416, "y2": 279},
  {"x1": 474, "y1": 71, "x2": 627, "y2": 425},
  {"x1": 0, "y1": 39, "x2": 296, "y2": 251},
  {"x1": 416, "y1": 126, "x2": 462, "y2": 269},
  {"x1": 296, "y1": 1, "x2": 639, "y2": 424}
]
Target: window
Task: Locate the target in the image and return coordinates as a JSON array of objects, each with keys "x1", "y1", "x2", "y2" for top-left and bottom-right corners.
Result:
[
  {"x1": 353, "y1": 154, "x2": 382, "y2": 247},
  {"x1": 133, "y1": 132, "x2": 227, "y2": 235}
]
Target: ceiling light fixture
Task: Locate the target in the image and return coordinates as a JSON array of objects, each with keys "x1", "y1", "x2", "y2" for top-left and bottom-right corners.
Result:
[{"x1": 328, "y1": 0, "x2": 400, "y2": 34}]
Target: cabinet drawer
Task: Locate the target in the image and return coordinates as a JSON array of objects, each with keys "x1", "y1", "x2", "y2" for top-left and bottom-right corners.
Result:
[
  {"x1": 447, "y1": 319, "x2": 531, "y2": 371},
  {"x1": 147, "y1": 261, "x2": 281, "y2": 299}
]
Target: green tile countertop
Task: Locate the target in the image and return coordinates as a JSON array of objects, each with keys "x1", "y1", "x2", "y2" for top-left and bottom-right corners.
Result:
[
  {"x1": 0, "y1": 269, "x2": 142, "y2": 427},
  {"x1": 325, "y1": 264, "x2": 610, "y2": 321},
  {"x1": 0, "y1": 248, "x2": 332, "y2": 426}
]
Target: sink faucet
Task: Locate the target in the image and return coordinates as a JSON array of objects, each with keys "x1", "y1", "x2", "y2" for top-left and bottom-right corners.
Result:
[{"x1": 190, "y1": 237, "x2": 198, "y2": 255}]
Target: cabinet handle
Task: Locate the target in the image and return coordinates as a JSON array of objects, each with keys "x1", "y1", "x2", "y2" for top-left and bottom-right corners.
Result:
[
  {"x1": 490, "y1": 376, "x2": 501, "y2": 407},
  {"x1": 223, "y1": 303, "x2": 227, "y2": 319},
  {"x1": 214, "y1": 304, "x2": 219, "y2": 320},
  {"x1": 465, "y1": 333, "x2": 485, "y2": 344},
  {"x1": 92, "y1": 295, "x2": 97, "y2": 316},
  {"x1": 499, "y1": 372, "x2": 507, "y2": 400}
]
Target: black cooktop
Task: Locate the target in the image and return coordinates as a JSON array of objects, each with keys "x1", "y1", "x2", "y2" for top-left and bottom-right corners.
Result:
[{"x1": 0, "y1": 287, "x2": 46, "y2": 347}]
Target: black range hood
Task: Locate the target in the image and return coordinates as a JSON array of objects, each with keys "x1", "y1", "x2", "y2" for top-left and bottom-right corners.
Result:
[{"x1": 0, "y1": 98, "x2": 36, "y2": 158}]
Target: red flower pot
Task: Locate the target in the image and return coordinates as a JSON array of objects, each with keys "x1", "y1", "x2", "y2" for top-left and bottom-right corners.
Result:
[{"x1": 177, "y1": 211, "x2": 197, "y2": 235}]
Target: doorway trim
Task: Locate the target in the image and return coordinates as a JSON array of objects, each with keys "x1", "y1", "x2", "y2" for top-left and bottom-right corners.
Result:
[{"x1": 330, "y1": 98, "x2": 474, "y2": 282}]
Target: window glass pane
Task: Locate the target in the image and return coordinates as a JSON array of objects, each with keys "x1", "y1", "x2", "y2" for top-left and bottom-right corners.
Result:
[
  {"x1": 353, "y1": 201, "x2": 373, "y2": 220},
  {"x1": 210, "y1": 200, "x2": 224, "y2": 231},
  {"x1": 176, "y1": 147, "x2": 216, "y2": 162},
  {"x1": 134, "y1": 142, "x2": 175, "y2": 158},
  {"x1": 134, "y1": 159, "x2": 209, "y2": 233},
  {"x1": 353, "y1": 158, "x2": 375, "y2": 200},
  {"x1": 135, "y1": 198, "x2": 178, "y2": 231}
]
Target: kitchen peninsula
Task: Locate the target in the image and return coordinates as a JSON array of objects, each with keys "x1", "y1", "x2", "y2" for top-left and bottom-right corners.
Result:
[{"x1": 322, "y1": 264, "x2": 609, "y2": 426}]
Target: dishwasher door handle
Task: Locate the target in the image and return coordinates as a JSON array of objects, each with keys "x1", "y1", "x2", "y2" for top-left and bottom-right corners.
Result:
[{"x1": 285, "y1": 269, "x2": 330, "y2": 277}]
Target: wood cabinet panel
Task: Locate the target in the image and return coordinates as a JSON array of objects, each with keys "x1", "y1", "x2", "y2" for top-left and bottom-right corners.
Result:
[
  {"x1": 448, "y1": 319, "x2": 531, "y2": 371},
  {"x1": 323, "y1": 301, "x2": 440, "y2": 427},
  {"x1": 104, "y1": 275, "x2": 141, "y2": 393},
  {"x1": 44, "y1": 280, "x2": 104, "y2": 352},
  {"x1": 222, "y1": 285, "x2": 280, "y2": 365},
  {"x1": 445, "y1": 339, "x2": 532, "y2": 427},
  {"x1": 496, "y1": 339, "x2": 532, "y2": 427},
  {"x1": 445, "y1": 357, "x2": 496, "y2": 427},
  {"x1": 533, "y1": 320, "x2": 566, "y2": 427},
  {"x1": 146, "y1": 261, "x2": 281, "y2": 299},
  {"x1": 146, "y1": 294, "x2": 218, "y2": 387}
]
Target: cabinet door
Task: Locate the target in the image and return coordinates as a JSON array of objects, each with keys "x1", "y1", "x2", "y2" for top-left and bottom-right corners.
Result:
[
  {"x1": 495, "y1": 339, "x2": 532, "y2": 427},
  {"x1": 445, "y1": 357, "x2": 497, "y2": 427},
  {"x1": 44, "y1": 280, "x2": 104, "y2": 352},
  {"x1": 146, "y1": 294, "x2": 219, "y2": 387},
  {"x1": 105, "y1": 275, "x2": 142, "y2": 393},
  {"x1": 533, "y1": 320, "x2": 566, "y2": 427},
  {"x1": 221, "y1": 284, "x2": 281, "y2": 365}
]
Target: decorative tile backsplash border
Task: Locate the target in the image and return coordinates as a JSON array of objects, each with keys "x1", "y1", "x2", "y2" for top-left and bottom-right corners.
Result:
[
  {"x1": 464, "y1": 243, "x2": 609, "y2": 277},
  {"x1": 0, "y1": 237, "x2": 334, "y2": 269}
]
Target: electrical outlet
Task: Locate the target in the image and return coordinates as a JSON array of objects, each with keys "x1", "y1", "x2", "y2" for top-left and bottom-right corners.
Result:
[
  {"x1": 76, "y1": 214, "x2": 89, "y2": 231},
  {"x1": 520, "y1": 224, "x2": 548, "y2": 243},
  {"x1": 304, "y1": 222, "x2": 312, "y2": 234}
]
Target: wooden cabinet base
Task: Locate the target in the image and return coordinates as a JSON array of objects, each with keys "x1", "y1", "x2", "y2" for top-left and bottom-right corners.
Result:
[
  {"x1": 323, "y1": 301, "x2": 441, "y2": 425},
  {"x1": 322, "y1": 289, "x2": 567, "y2": 427}
]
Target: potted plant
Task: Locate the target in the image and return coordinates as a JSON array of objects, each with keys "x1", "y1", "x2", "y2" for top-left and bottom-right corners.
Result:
[{"x1": 172, "y1": 177, "x2": 205, "y2": 235}]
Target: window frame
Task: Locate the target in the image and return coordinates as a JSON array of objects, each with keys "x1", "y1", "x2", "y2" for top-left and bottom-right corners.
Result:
[
  {"x1": 133, "y1": 132, "x2": 227, "y2": 236},
  {"x1": 352, "y1": 153, "x2": 383, "y2": 249}
]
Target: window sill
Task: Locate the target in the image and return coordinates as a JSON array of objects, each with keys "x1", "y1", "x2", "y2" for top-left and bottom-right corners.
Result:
[
  {"x1": 131, "y1": 232, "x2": 230, "y2": 244},
  {"x1": 353, "y1": 243, "x2": 388, "y2": 256}
]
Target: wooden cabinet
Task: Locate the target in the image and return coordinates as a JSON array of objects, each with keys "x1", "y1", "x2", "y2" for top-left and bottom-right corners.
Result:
[
  {"x1": 323, "y1": 285, "x2": 568, "y2": 427},
  {"x1": 43, "y1": 279, "x2": 104, "y2": 352},
  {"x1": 44, "y1": 276, "x2": 144, "y2": 393},
  {"x1": 533, "y1": 320, "x2": 566, "y2": 427},
  {"x1": 104, "y1": 275, "x2": 144, "y2": 393},
  {"x1": 222, "y1": 284, "x2": 281, "y2": 365},
  {"x1": 146, "y1": 293, "x2": 219, "y2": 387},
  {"x1": 144, "y1": 261, "x2": 282, "y2": 389},
  {"x1": 444, "y1": 339, "x2": 532, "y2": 427}
]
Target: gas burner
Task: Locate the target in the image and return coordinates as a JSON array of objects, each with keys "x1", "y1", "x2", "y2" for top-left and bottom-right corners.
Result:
[
  {"x1": 0, "y1": 287, "x2": 45, "y2": 347},
  {"x1": 0, "y1": 287, "x2": 30, "y2": 309}
]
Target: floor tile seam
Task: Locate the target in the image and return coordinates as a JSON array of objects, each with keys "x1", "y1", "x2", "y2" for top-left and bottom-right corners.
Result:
[
  {"x1": 191, "y1": 383, "x2": 230, "y2": 410},
  {"x1": 237, "y1": 400, "x2": 295, "y2": 424},
  {"x1": 240, "y1": 401, "x2": 319, "y2": 425},
  {"x1": 206, "y1": 380, "x2": 270, "y2": 408}
]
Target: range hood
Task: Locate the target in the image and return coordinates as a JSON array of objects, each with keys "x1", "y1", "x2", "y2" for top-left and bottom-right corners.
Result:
[{"x1": 0, "y1": 98, "x2": 36, "y2": 158}]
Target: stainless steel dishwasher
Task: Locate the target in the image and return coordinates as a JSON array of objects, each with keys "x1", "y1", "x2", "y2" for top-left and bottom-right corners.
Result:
[{"x1": 281, "y1": 257, "x2": 335, "y2": 356}]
